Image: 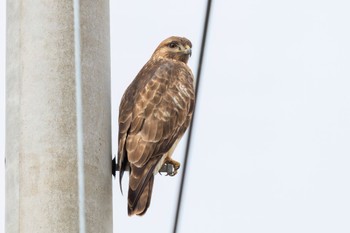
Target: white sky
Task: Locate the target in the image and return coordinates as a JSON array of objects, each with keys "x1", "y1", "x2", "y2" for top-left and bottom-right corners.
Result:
[
  {"x1": 1, "y1": 0, "x2": 6, "y2": 231},
  {"x1": 2, "y1": 0, "x2": 350, "y2": 233}
]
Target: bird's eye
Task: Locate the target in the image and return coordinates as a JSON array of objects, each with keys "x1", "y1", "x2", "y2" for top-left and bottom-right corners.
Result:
[{"x1": 168, "y1": 42, "x2": 177, "y2": 48}]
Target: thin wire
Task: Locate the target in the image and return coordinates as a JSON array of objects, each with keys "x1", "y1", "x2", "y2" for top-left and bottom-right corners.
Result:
[
  {"x1": 73, "y1": 0, "x2": 86, "y2": 232},
  {"x1": 173, "y1": 0, "x2": 212, "y2": 232}
]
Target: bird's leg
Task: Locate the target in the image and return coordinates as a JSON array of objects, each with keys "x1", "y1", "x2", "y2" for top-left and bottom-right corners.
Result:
[{"x1": 164, "y1": 158, "x2": 180, "y2": 176}]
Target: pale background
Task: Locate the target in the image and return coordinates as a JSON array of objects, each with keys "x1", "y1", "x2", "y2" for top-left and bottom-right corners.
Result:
[{"x1": 1, "y1": 0, "x2": 350, "y2": 233}]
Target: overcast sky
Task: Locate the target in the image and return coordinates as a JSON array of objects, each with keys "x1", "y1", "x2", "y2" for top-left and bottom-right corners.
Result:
[
  {"x1": 1, "y1": 0, "x2": 6, "y2": 231},
  {"x1": 1, "y1": 0, "x2": 350, "y2": 233}
]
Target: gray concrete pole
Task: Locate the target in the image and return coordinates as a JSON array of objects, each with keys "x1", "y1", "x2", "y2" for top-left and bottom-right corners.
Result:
[{"x1": 5, "y1": 1, "x2": 112, "y2": 232}]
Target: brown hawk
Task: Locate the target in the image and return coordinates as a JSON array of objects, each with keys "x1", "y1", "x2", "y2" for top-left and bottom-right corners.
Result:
[{"x1": 118, "y1": 36, "x2": 195, "y2": 216}]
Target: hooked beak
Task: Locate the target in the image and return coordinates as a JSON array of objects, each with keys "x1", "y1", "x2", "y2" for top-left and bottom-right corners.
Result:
[{"x1": 184, "y1": 45, "x2": 192, "y2": 57}]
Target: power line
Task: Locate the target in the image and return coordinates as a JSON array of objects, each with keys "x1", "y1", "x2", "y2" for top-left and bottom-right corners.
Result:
[{"x1": 172, "y1": 0, "x2": 212, "y2": 232}]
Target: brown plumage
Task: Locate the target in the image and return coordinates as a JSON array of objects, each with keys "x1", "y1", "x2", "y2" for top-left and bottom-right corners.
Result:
[{"x1": 118, "y1": 36, "x2": 195, "y2": 216}]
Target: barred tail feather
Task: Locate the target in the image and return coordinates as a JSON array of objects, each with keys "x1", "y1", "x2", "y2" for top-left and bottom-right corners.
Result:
[{"x1": 128, "y1": 175, "x2": 154, "y2": 216}]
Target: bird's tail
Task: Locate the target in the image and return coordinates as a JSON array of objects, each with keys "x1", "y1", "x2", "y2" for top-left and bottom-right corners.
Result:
[{"x1": 127, "y1": 163, "x2": 157, "y2": 216}]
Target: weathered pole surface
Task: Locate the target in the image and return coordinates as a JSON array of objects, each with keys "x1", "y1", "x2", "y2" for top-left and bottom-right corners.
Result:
[{"x1": 5, "y1": 0, "x2": 112, "y2": 232}]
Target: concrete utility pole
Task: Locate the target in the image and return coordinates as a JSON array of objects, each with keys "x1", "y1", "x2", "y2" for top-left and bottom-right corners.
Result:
[{"x1": 5, "y1": 1, "x2": 112, "y2": 232}]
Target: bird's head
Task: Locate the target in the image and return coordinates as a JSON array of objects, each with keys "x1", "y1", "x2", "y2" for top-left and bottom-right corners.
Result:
[{"x1": 152, "y1": 36, "x2": 192, "y2": 63}]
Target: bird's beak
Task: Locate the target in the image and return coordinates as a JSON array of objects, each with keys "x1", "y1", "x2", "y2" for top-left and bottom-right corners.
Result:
[{"x1": 184, "y1": 45, "x2": 192, "y2": 57}]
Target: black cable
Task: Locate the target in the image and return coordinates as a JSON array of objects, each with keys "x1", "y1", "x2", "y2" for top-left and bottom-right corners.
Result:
[{"x1": 172, "y1": 0, "x2": 212, "y2": 232}]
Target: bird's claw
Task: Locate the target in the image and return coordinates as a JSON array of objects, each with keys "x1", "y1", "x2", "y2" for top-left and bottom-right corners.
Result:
[
  {"x1": 164, "y1": 159, "x2": 180, "y2": 176},
  {"x1": 167, "y1": 170, "x2": 177, "y2": 177}
]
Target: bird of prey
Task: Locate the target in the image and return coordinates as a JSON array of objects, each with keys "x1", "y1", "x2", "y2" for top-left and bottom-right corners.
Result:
[{"x1": 117, "y1": 36, "x2": 195, "y2": 216}]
